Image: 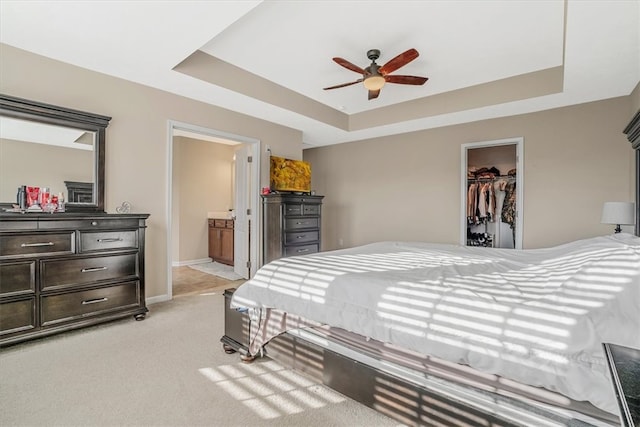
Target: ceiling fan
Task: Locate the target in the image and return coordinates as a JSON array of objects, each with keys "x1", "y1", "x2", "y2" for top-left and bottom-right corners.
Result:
[{"x1": 323, "y1": 48, "x2": 428, "y2": 100}]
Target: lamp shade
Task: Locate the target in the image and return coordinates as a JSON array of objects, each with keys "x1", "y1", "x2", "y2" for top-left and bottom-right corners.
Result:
[{"x1": 601, "y1": 202, "x2": 635, "y2": 225}]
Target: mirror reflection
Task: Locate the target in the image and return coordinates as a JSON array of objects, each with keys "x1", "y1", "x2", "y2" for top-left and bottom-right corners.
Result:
[{"x1": 0, "y1": 116, "x2": 96, "y2": 206}]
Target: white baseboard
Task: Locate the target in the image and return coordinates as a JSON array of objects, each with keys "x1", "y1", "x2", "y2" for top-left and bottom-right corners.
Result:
[
  {"x1": 146, "y1": 294, "x2": 171, "y2": 305},
  {"x1": 172, "y1": 258, "x2": 212, "y2": 267}
]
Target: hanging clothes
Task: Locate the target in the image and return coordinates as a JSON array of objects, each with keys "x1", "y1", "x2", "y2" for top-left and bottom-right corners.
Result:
[
  {"x1": 478, "y1": 182, "x2": 488, "y2": 222},
  {"x1": 501, "y1": 181, "x2": 516, "y2": 228},
  {"x1": 487, "y1": 181, "x2": 496, "y2": 222},
  {"x1": 482, "y1": 181, "x2": 496, "y2": 222},
  {"x1": 467, "y1": 182, "x2": 478, "y2": 224},
  {"x1": 501, "y1": 180, "x2": 517, "y2": 246},
  {"x1": 472, "y1": 181, "x2": 497, "y2": 224}
]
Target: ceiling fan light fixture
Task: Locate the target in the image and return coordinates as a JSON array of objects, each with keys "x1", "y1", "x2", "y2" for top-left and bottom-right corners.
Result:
[
  {"x1": 326, "y1": 48, "x2": 426, "y2": 98},
  {"x1": 363, "y1": 75, "x2": 385, "y2": 91}
]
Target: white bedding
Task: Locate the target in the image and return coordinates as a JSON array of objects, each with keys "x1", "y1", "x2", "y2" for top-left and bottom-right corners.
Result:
[{"x1": 231, "y1": 233, "x2": 640, "y2": 415}]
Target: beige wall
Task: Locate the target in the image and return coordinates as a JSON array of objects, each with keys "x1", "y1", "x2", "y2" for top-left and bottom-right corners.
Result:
[
  {"x1": 630, "y1": 81, "x2": 640, "y2": 113},
  {"x1": 305, "y1": 97, "x2": 635, "y2": 250},
  {"x1": 172, "y1": 136, "x2": 235, "y2": 263},
  {"x1": 0, "y1": 44, "x2": 303, "y2": 300}
]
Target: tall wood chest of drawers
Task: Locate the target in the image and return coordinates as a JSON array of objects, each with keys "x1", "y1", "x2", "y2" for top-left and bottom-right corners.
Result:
[
  {"x1": 262, "y1": 194, "x2": 323, "y2": 264},
  {"x1": 0, "y1": 213, "x2": 149, "y2": 347}
]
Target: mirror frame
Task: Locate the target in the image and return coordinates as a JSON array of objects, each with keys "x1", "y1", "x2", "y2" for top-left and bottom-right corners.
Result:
[{"x1": 0, "y1": 94, "x2": 111, "y2": 213}]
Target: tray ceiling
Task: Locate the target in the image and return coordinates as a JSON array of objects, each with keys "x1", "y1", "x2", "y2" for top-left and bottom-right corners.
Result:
[{"x1": 1, "y1": 1, "x2": 638, "y2": 147}]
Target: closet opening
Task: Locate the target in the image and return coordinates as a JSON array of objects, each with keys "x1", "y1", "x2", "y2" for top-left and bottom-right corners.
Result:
[{"x1": 461, "y1": 138, "x2": 524, "y2": 249}]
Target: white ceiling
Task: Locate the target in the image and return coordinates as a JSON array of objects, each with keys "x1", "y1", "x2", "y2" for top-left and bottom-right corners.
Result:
[{"x1": 1, "y1": 1, "x2": 638, "y2": 148}]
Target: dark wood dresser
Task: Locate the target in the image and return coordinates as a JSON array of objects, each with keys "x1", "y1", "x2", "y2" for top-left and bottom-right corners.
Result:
[
  {"x1": 0, "y1": 213, "x2": 149, "y2": 347},
  {"x1": 262, "y1": 194, "x2": 324, "y2": 264}
]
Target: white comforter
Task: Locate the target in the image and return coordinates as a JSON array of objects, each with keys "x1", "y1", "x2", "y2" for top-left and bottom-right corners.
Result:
[{"x1": 231, "y1": 233, "x2": 640, "y2": 415}]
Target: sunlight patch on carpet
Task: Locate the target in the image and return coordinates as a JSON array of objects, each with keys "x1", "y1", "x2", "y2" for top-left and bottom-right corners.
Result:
[{"x1": 199, "y1": 360, "x2": 345, "y2": 419}]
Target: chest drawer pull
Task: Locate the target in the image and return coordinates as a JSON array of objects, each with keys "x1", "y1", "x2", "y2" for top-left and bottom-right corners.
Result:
[
  {"x1": 96, "y1": 238, "x2": 123, "y2": 243},
  {"x1": 20, "y1": 242, "x2": 54, "y2": 248},
  {"x1": 82, "y1": 297, "x2": 108, "y2": 305},
  {"x1": 81, "y1": 266, "x2": 108, "y2": 273},
  {"x1": 296, "y1": 235, "x2": 306, "y2": 239},
  {"x1": 297, "y1": 248, "x2": 310, "y2": 253}
]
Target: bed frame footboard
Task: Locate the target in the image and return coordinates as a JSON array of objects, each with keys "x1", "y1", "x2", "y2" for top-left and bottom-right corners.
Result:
[{"x1": 221, "y1": 289, "x2": 615, "y2": 427}]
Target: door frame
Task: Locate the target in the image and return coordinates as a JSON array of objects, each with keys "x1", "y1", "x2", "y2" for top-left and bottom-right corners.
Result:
[
  {"x1": 460, "y1": 137, "x2": 524, "y2": 249},
  {"x1": 166, "y1": 120, "x2": 261, "y2": 300}
]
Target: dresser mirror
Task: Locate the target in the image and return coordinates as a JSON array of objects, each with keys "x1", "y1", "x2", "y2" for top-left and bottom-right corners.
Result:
[{"x1": 0, "y1": 94, "x2": 111, "y2": 212}]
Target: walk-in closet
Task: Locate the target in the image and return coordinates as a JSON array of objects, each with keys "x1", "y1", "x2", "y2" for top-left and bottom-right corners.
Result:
[{"x1": 461, "y1": 138, "x2": 523, "y2": 249}]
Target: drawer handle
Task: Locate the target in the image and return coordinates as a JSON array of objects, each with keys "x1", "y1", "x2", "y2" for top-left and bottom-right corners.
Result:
[
  {"x1": 297, "y1": 248, "x2": 310, "y2": 253},
  {"x1": 81, "y1": 266, "x2": 108, "y2": 273},
  {"x1": 21, "y1": 242, "x2": 54, "y2": 247},
  {"x1": 296, "y1": 235, "x2": 306, "y2": 239},
  {"x1": 96, "y1": 238, "x2": 123, "y2": 243},
  {"x1": 82, "y1": 297, "x2": 108, "y2": 305},
  {"x1": 91, "y1": 221, "x2": 98, "y2": 226},
  {"x1": 296, "y1": 221, "x2": 308, "y2": 225}
]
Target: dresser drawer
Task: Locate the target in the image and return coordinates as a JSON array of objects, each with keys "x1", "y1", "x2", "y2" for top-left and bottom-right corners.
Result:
[
  {"x1": 0, "y1": 221, "x2": 38, "y2": 231},
  {"x1": 283, "y1": 204, "x2": 302, "y2": 216},
  {"x1": 284, "y1": 244, "x2": 318, "y2": 257},
  {"x1": 0, "y1": 232, "x2": 74, "y2": 258},
  {"x1": 284, "y1": 230, "x2": 319, "y2": 245},
  {"x1": 0, "y1": 298, "x2": 36, "y2": 335},
  {"x1": 283, "y1": 204, "x2": 320, "y2": 217},
  {"x1": 303, "y1": 204, "x2": 320, "y2": 215},
  {"x1": 38, "y1": 218, "x2": 140, "y2": 231},
  {"x1": 0, "y1": 261, "x2": 35, "y2": 296},
  {"x1": 284, "y1": 217, "x2": 318, "y2": 231},
  {"x1": 79, "y1": 230, "x2": 138, "y2": 252},
  {"x1": 41, "y1": 281, "x2": 140, "y2": 326},
  {"x1": 41, "y1": 253, "x2": 137, "y2": 291}
]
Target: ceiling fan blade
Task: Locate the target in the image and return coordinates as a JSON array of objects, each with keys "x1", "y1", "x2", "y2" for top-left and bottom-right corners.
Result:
[
  {"x1": 385, "y1": 75, "x2": 429, "y2": 85},
  {"x1": 368, "y1": 89, "x2": 380, "y2": 100},
  {"x1": 333, "y1": 57, "x2": 366, "y2": 74},
  {"x1": 379, "y1": 48, "x2": 419, "y2": 75},
  {"x1": 323, "y1": 79, "x2": 363, "y2": 90}
]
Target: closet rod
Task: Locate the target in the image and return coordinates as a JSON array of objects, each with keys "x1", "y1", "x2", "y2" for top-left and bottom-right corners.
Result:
[{"x1": 467, "y1": 175, "x2": 516, "y2": 182}]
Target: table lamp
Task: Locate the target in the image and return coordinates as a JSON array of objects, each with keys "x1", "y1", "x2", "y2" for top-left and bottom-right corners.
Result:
[{"x1": 601, "y1": 202, "x2": 635, "y2": 233}]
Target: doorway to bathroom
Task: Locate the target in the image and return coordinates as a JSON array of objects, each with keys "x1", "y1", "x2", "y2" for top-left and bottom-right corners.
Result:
[{"x1": 167, "y1": 120, "x2": 260, "y2": 299}]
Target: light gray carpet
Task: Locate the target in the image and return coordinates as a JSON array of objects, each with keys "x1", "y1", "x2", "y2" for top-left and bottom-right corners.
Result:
[
  {"x1": 189, "y1": 262, "x2": 244, "y2": 281},
  {"x1": 0, "y1": 292, "x2": 401, "y2": 427}
]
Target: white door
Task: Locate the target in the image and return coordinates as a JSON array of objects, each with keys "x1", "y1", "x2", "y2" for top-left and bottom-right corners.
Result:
[{"x1": 234, "y1": 145, "x2": 250, "y2": 279}]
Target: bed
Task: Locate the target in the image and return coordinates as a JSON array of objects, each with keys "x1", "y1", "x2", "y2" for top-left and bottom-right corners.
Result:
[
  {"x1": 227, "y1": 233, "x2": 640, "y2": 426},
  {"x1": 224, "y1": 114, "x2": 640, "y2": 426}
]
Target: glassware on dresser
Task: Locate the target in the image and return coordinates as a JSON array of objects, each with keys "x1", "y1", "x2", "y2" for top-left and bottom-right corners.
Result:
[{"x1": 26, "y1": 186, "x2": 40, "y2": 207}]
